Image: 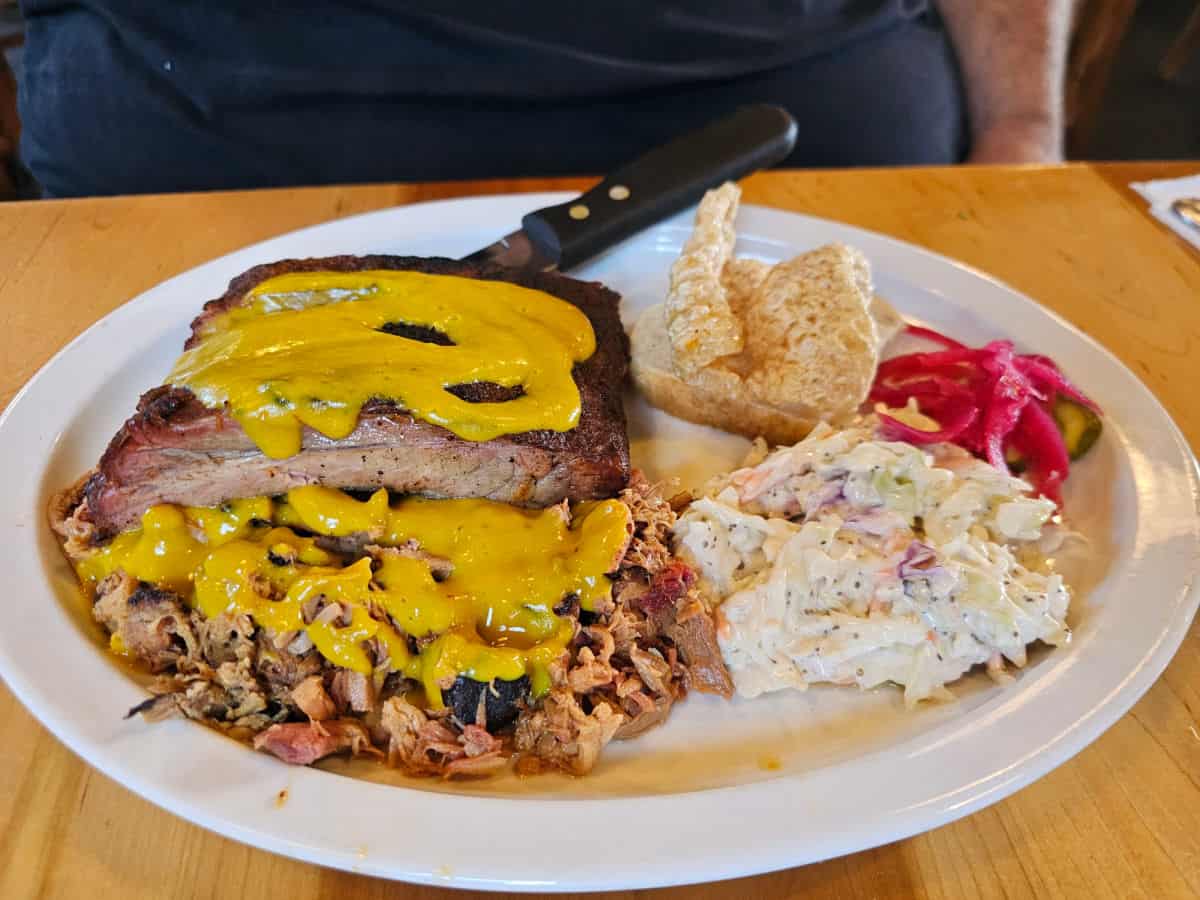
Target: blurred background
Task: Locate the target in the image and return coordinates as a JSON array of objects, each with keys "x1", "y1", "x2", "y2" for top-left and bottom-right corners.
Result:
[{"x1": 1, "y1": 0, "x2": 1197, "y2": 201}]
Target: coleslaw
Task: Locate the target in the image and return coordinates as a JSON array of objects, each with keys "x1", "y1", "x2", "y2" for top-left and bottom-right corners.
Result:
[{"x1": 674, "y1": 420, "x2": 1072, "y2": 705}]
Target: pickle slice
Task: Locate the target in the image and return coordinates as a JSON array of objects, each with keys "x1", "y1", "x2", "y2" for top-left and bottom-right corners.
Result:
[
  {"x1": 1052, "y1": 396, "x2": 1103, "y2": 460},
  {"x1": 1005, "y1": 396, "x2": 1102, "y2": 473}
]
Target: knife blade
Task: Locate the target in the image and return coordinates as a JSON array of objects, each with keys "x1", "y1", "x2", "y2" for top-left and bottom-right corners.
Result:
[{"x1": 461, "y1": 104, "x2": 797, "y2": 273}]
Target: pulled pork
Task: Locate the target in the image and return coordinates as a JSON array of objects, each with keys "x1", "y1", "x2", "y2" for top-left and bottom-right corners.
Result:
[
  {"x1": 94, "y1": 572, "x2": 201, "y2": 674},
  {"x1": 291, "y1": 676, "x2": 336, "y2": 721},
  {"x1": 511, "y1": 473, "x2": 732, "y2": 775},
  {"x1": 377, "y1": 697, "x2": 507, "y2": 777},
  {"x1": 514, "y1": 681, "x2": 624, "y2": 775},
  {"x1": 83, "y1": 472, "x2": 730, "y2": 778}
]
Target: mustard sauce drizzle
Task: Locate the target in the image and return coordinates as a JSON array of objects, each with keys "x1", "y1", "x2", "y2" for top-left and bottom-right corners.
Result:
[
  {"x1": 76, "y1": 489, "x2": 631, "y2": 705},
  {"x1": 167, "y1": 271, "x2": 596, "y2": 458}
]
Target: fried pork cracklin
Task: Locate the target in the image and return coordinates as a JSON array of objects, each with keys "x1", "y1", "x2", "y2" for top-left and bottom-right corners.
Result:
[
  {"x1": 631, "y1": 182, "x2": 906, "y2": 447},
  {"x1": 675, "y1": 420, "x2": 1071, "y2": 706},
  {"x1": 51, "y1": 257, "x2": 731, "y2": 777}
]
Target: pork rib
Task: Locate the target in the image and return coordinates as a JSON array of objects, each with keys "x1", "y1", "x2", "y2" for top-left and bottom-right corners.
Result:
[{"x1": 81, "y1": 256, "x2": 631, "y2": 536}]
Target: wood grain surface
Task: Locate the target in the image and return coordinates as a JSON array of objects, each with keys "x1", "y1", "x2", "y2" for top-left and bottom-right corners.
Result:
[{"x1": 1, "y1": 163, "x2": 1198, "y2": 900}]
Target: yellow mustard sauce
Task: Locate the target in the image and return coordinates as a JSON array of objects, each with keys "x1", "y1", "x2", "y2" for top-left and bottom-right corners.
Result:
[
  {"x1": 75, "y1": 488, "x2": 632, "y2": 706},
  {"x1": 167, "y1": 270, "x2": 597, "y2": 458}
]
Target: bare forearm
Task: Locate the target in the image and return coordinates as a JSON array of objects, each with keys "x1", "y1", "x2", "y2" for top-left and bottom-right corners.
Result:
[{"x1": 938, "y1": 0, "x2": 1072, "y2": 161}]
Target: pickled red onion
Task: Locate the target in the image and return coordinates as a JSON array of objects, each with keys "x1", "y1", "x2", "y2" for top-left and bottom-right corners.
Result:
[{"x1": 869, "y1": 324, "x2": 1100, "y2": 504}]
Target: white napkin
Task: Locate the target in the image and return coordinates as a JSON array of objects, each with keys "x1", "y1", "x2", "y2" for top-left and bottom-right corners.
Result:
[{"x1": 1131, "y1": 173, "x2": 1200, "y2": 250}]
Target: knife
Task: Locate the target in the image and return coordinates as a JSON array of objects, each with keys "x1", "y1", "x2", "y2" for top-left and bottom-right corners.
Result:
[{"x1": 461, "y1": 104, "x2": 798, "y2": 273}]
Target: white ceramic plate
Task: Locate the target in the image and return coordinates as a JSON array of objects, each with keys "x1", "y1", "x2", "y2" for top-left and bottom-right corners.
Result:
[{"x1": 2, "y1": 194, "x2": 1198, "y2": 892}]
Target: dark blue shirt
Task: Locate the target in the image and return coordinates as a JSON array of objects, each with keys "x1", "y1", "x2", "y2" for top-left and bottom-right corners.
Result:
[{"x1": 18, "y1": 1, "x2": 966, "y2": 196}]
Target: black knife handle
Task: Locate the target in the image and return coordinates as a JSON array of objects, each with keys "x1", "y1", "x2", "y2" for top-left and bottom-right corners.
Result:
[{"x1": 520, "y1": 104, "x2": 797, "y2": 271}]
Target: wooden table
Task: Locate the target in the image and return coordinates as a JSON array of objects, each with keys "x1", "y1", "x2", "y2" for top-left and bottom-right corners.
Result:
[{"x1": 2, "y1": 163, "x2": 1199, "y2": 900}]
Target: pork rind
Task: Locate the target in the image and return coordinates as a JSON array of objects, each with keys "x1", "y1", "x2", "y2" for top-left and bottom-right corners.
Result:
[
  {"x1": 721, "y1": 256, "x2": 771, "y2": 320},
  {"x1": 741, "y1": 244, "x2": 879, "y2": 418},
  {"x1": 664, "y1": 182, "x2": 744, "y2": 375},
  {"x1": 635, "y1": 183, "x2": 895, "y2": 443}
]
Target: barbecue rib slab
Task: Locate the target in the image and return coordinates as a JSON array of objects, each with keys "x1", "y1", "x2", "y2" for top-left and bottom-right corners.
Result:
[{"x1": 79, "y1": 255, "x2": 631, "y2": 537}]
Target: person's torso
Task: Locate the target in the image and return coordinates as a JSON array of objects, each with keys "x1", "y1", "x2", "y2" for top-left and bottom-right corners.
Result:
[
  {"x1": 18, "y1": 0, "x2": 956, "y2": 195},
  {"x1": 22, "y1": 0, "x2": 931, "y2": 106}
]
